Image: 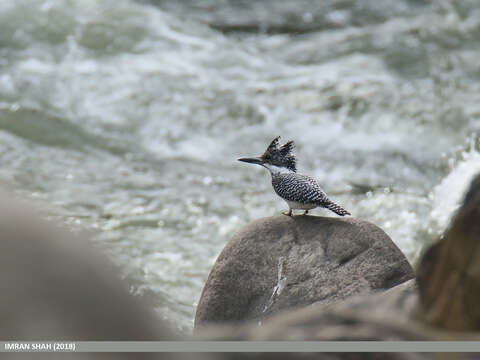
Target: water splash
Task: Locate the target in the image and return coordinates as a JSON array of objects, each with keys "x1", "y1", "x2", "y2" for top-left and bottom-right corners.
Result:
[{"x1": 428, "y1": 134, "x2": 480, "y2": 238}]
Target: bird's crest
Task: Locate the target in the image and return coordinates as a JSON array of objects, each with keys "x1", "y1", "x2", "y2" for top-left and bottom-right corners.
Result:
[{"x1": 261, "y1": 136, "x2": 297, "y2": 172}]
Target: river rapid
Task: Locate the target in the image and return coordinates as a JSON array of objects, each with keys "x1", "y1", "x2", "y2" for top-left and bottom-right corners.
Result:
[{"x1": 1, "y1": 0, "x2": 480, "y2": 332}]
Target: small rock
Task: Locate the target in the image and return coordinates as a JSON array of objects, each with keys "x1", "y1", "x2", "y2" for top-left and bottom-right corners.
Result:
[{"x1": 195, "y1": 215, "x2": 413, "y2": 327}]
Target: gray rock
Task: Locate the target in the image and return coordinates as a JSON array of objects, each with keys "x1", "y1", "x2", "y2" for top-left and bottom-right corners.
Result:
[
  {"x1": 417, "y1": 172, "x2": 480, "y2": 331},
  {"x1": 195, "y1": 215, "x2": 413, "y2": 328},
  {"x1": 0, "y1": 191, "x2": 194, "y2": 360},
  {"x1": 194, "y1": 280, "x2": 430, "y2": 360},
  {"x1": 195, "y1": 279, "x2": 480, "y2": 359},
  {"x1": 196, "y1": 279, "x2": 421, "y2": 338}
]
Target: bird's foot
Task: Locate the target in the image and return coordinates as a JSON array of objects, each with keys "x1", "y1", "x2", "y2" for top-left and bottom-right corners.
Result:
[{"x1": 282, "y1": 209, "x2": 293, "y2": 217}]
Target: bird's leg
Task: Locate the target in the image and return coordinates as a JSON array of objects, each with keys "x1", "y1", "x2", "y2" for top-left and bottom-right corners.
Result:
[
  {"x1": 282, "y1": 208, "x2": 293, "y2": 217},
  {"x1": 303, "y1": 210, "x2": 309, "y2": 215}
]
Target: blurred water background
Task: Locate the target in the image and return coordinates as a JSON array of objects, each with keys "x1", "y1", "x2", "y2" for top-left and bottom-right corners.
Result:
[{"x1": 1, "y1": 0, "x2": 480, "y2": 333}]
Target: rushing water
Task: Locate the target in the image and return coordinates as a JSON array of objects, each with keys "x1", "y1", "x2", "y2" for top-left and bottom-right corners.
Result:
[{"x1": 1, "y1": 0, "x2": 480, "y2": 333}]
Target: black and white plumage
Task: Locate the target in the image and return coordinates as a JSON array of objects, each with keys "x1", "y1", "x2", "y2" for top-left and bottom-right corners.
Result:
[{"x1": 238, "y1": 136, "x2": 350, "y2": 217}]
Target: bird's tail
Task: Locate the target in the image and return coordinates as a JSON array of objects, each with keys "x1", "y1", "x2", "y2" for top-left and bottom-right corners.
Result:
[{"x1": 324, "y1": 201, "x2": 351, "y2": 216}]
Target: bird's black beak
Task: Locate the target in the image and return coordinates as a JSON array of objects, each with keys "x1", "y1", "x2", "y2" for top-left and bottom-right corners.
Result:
[{"x1": 237, "y1": 157, "x2": 264, "y2": 165}]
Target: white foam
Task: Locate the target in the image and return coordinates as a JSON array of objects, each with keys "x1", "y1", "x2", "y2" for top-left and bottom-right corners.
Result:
[{"x1": 428, "y1": 140, "x2": 480, "y2": 235}]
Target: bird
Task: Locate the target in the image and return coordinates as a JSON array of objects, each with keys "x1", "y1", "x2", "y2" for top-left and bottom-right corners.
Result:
[{"x1": 238, "y1": 136, "x2": 350, "y2": 217}]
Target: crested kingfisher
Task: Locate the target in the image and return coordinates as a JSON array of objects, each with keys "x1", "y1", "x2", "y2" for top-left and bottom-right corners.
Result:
[{"x1": 238, "y1": 136, "x2": 350, "y2": 217}]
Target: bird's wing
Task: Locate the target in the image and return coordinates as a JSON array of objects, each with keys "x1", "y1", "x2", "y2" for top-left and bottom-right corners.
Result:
[{"x1": 272, "y1": 173, "x2": 329, "y2": 204}]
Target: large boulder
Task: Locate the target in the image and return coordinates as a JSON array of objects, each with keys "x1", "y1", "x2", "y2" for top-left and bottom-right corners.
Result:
[
  {"x1": 0, "y1": 191, "x2": 194, "y2": 360},
  {"x1": 417, "y1": 173, "x2": 480, "y2": 331},
  {"x1": 194, "y1": 279, "x2": 479, "y2": 360},
  {"x1": 195, "y1": 215, "x2": 414, "y2": 327},
  {"x1": 195, "y1": 279, "x2": 448, "y2": 360},
  {"x1": 196, "y1": 279, "x2": 421, "y2": 342}
]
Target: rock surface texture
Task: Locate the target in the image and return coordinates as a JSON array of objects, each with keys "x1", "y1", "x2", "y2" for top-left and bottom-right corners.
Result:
[
  {"x1": 196, "y1": 279, "x2": 420, "y2": 341},
  {"x1": 195, "y1": 278, "x2": 480, "y2": 359},
  {"x1": 417, "y1": 173, "x2": 480, "y2": 331},
  {"x1": 0, "y1": 191, "x2": 197, "y2": 360},
  {"x1": 195, "y1": 215, "x2": 414, "y2": 327}
]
